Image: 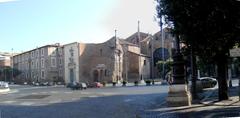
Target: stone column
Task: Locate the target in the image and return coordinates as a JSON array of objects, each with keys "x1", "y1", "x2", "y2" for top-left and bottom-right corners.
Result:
[{"x1": 166, "y1": 36, "x2": 191, "y2": 106}]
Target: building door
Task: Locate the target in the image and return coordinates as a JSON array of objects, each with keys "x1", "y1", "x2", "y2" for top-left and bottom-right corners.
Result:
[
  {"x1": 69, "y1": 69, "x2": 74, "y2": 83},
  {"x1": 93, "y1": 70, "x2": 99, "y2": 82}
]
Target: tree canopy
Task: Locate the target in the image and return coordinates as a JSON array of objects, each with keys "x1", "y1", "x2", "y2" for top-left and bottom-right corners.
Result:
[
  {"x1": 157, "y1": 0, "x2": 240, "y2": 60},
  {"x1": 156, "y1": 0, "x2": 240, "y2": 100}
]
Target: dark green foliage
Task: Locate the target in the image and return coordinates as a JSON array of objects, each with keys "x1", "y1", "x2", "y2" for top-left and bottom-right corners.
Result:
[
  {"x1": 156, "y1": 0, "x2": 240, "y2": 100},
  {"x1": 134, "y1": 81, "x2": 138, "y2": 86},
  {"x1": 145, "y1": 80, "x2": 151, "y2": 86},
  {"x1": 122, "y1": 81, "x2": 127, "y2": 86},
  {"x1": 0, "y1": 67, "x2": 21, "y2": 81},
  {"x1": 157, "y1": 0, "x2": 240, "y2": 59},
  {"x1": 156, "y1": 59, "x2": 173, "y2": 79}
]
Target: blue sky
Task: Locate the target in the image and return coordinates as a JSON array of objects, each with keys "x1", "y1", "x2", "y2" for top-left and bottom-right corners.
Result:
[{"x1": 0, "y1": 0, "x2": 159, "y2": 53}]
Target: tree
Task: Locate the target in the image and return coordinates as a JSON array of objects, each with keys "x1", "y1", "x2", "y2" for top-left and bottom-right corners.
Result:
[
  {"x1": 156, "y1": 0, "x2": 240, "y2": 100},
  {"x1": 156, "y1": 59, "x2": 173, "y2": 79},
  {"x1": 1, "y1": 67, "x2": 21, "y2": 81}
]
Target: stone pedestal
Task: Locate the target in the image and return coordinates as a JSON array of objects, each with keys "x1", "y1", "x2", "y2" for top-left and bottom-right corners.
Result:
[{"x1": 166, "y1": 84, "x2": 191, "y2": 107}]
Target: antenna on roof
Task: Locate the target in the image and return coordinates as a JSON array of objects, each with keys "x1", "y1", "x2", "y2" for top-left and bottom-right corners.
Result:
[
  {"x1": 137, "y1": 20, "x2": 141, "y2": 45},
  {"x1": 115, "y1": 29, "x2": 117, "y2": 48}
]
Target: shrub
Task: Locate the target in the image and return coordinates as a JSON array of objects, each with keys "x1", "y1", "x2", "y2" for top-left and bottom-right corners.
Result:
[
  {"x1": 122, "y1": 81, "x2": 127, "y2": 86},
  {"x1": 112, "y1": 82, "x2": 116, "y2": 86},
  {"x1": 134, "y1": 81, "x2": 138, "y2": 86},
  {"x1": 145, "y1": 80, "x2": 151, "y2": 86}
]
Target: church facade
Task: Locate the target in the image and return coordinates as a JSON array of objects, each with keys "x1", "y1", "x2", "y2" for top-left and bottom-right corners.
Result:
[
  {"x1": 63, "y1": 37, "x2": 151, "y2": 84},
  {"x1": 63, "y1": 28, "x2": 175, "y2": 84}
]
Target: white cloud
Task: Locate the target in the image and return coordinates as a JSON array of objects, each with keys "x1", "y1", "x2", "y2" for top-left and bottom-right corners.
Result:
[{"x1": 0, "y1": 0, "x2": 17, "y2": 3}]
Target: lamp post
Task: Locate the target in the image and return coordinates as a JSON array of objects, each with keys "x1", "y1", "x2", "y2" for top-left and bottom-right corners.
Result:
[
  {"x1": 166, "y1": 35, "x2": 191, "y2": 106},
  {"x1": 171, "y1": 36, "x2": 185, "y2": 84}
]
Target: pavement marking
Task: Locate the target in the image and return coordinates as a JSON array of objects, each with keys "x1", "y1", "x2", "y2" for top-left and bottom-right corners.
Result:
[
  {"x1": 7, "y1": 89, "x2": 19, "y2": 94},
  {"x1": 63, "y1": 91, "x2": 73, "y2": 94},
  {"x1": 19, "y1": 102, "x2": 34, "y2": 106},
  {"x1": 49, "y1": 99, "x2": 62, "y2": 104},
  {"x1": 19, "y1": 93, "x2": 26, "y2": 96},
  {"x1": 31, "y1": 92, "x2": 38, "y2": 95},
  {"x1": 40, "y1": 92, "x2": 48, "y2": 94},
  {"x1": 50, "y1": 91, "x2": 58, "y2": 94},
  {"x1": 17, "y1": 86, "x2": 48, "y2": 90},
  {"x1": 71, "y1": 98, "x2": 79, "y2": 101},
  {"x1": 101, "y1": 93, "x2": 115, "y2": 96},
  {"x1": 2, "y1": 101, "x2": 16, "y2": 104}
]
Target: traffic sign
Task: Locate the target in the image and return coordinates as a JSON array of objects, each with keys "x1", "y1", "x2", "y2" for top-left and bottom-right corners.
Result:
[{"x1": 230, "y1": 48, "x2": 240, "y2": 57}]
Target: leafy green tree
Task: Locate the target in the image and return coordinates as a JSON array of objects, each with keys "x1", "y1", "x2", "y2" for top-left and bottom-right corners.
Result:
[
  {"x1": 156, "y1": 59, "x2": 173, "y2": 79},
  {"x1": 1, "y1": 67, "x2": 21, "y2": 81},
  {"x1": 156, "y1": 0, "x2": 240, "y2": 100}
]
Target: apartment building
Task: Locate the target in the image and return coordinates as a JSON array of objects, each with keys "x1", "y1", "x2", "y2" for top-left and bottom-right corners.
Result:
[{"x1": 12, "y1": 44, "x2": 64, "y2": 83}]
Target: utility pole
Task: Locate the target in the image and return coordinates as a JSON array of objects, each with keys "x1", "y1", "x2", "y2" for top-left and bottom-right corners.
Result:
[
  {"x1": 138, "y1": 20, "x2": 142, "y2": 81},
  {"x1": 11, "y1": 48, "x2": 14, "y2": 83},
  {"x1": 115, "y1": 29, "x2": 120, "y2": 83},
  {"x1": 124, "y1": 44, "x2": 128, "y2": 82}
]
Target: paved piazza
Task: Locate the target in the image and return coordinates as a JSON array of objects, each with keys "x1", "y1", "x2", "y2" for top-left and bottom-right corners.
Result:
[{"x1": 0, "y1": 84, "x2": 168, "y2": 118}]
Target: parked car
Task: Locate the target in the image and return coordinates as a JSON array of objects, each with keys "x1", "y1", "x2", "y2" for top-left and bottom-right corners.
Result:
[
  {"x1": 87, "y1": 82, "x2": 103, "y2": 88},
  {"x1": 96, "y1": 82, "x2": 103, "y2": 88},
  {"x1": 198, "y1": 77, "x2": 217, "y2": 88},
  {"x1": 69, "y1": 83, "x2": 81, "y2": 90},
  {"x1": 0, "y1": 81, "x2": 9, "y2": 88},
  {"x1": 81, "y1": 83, "x2": 87, "y2": 89},
  {"x1": 33, "y1": 82, "x2": 40, "y2": 86},
  {"x1": 68, "y1": 82, "x2": 87, "y2": 90},
  {"x1": 39, "y1": 82, "x2": 47, "y2": 86}
]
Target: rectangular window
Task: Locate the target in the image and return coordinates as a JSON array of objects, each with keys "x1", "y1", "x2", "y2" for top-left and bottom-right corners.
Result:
[
  {"x1": 59, "y1": 58, "x2": 62, "y2": 64},
  {"x1": 41, "y1": 59, "x2": 44, "y2": 68},
  {"x1": 31, "y1": 71, "x2": 34, "y2": 78},
  {"x1": 144, "y1": 60, "x2": 146, "y2": 66},
  {"x1": 105, "y1": 70, "x2": 107, "y2": 76},
  {"x1": 36, "y1": 51, "x2": 38, "y2": 57},
  {"x1": 41, "y1": 71, "x2": 44, "y2": 78},
  {"x1": 41, "y1": 48, "x2": 44, "y2": 56},
  {"x1": 31, "y1": 61, "x2": 34, "y2": 68},
  {"x1": 32, "y1": 52, "x2": 34, "y2": 58},
  {"x1": 52, "y1": 58, "x2": 56, "y2": 67},
  {"x1": 36, "y1": 60, "x2": 38, "y2": 68}
]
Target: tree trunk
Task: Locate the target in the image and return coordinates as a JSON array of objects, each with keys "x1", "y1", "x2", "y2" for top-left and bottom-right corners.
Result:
[
  {"x1": 216, "y1": 53, "x2": 229, "y2": 101},
  {"x1": 191, "y1": 48, "x2": 198, "y2": 99}
]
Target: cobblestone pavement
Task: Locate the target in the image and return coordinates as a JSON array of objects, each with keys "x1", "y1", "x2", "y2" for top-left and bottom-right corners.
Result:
[
  {"x1": 0, "y1": 84, "x2": 168, "y2": 118},
  {"x1": 1, "y1": 82, "x2": 239, "y2": 118},
  {"x1": 137, "y1": 83, "x2": 240, "y2": 118}
]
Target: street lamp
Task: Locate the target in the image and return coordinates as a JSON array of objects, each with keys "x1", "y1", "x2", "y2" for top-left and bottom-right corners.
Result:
[
  {"x1": 166, "y1": 35, "x2": 191, "y2": 106},
  {"x1": 172, "y1": 36, "x2": 185, "y2": 84}
]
